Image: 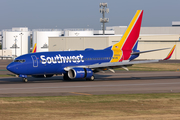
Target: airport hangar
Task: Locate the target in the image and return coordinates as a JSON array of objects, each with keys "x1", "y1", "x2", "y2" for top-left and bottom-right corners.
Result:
[{"x1": 48, "y1": 26, "x2": 180, "y2": 60}]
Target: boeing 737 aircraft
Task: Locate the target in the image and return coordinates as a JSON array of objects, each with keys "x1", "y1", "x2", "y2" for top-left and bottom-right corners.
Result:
[{"x1": 7, "y1": 10, "x2": 176, "y2": 82}]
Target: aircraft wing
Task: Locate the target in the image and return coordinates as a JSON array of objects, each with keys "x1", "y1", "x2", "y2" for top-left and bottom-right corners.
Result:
[
  {"x1": 131, "y1": 47, "x2": 171, "y2": 55},
  {"x1": 64, "y1": 59, "x2": 159, "y2": 71},
  {"x1": 64, "y1": 45, "x2": 176, "y2": 72},
  {"x1": 88, "y1": 59, "x2": 159, "y2": 69}
]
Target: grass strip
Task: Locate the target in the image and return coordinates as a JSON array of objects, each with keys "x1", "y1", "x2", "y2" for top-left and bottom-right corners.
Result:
[
  {"x1": 0, "y1": 93, "x2": 179, "y2": 102},
  {"x1": 116, "y1": 63, "x2": 180, "y2": 71},
  {"x1": 0, "y1": 93, "x2": 180, "y2": 120},
  {"x1": 0, "y1": 69, "x2": 8, "y2": 71},
  {"x1": 0, "y1": 74, "x2": 15, "y2": 77}
]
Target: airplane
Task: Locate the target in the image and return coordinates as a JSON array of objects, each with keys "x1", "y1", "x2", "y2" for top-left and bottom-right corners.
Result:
[{"x1": 6, "y1": 10, "x2": 176, "y2": 82}]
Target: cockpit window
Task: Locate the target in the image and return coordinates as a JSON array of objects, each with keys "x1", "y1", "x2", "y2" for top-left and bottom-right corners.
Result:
[{"x1": 14, "y1": 59, "x2": 25, "y2": 63}]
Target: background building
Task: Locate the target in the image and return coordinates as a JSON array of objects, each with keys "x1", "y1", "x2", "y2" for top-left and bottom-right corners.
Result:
[
  {"x1": 106, "y1": 26, "x2": 180, "y2": 35},
  {"x1": 48, "y1": 30, "x2": 180, "y2": 60},
  {"x1": 2, "y1": 27, "x2": 31, "y2": 57},
  {"x1": 32, "y1": 29, "x2": 62, "y2": 52},
  {"x1": 172, "y1": 21, "x2": 180, "y2": 26},
  {"x1": 0, "y1": 32, "x2": 2, "y2": 44},
  {"x1": 64, "y1": 29, "x2": 94, "y2": 36},
  {"x1": 48, "y1": 36, "x2": 121, "y2": 51},
  {"x1": 1, "y1": 26, "x2": 180, "y2": 60},
  {"x1": 93, "y1": 30, "x2": 114, "y2": 35},
  {"x1": 0, "y1": 49, "x2": 12, "y2": 59}
]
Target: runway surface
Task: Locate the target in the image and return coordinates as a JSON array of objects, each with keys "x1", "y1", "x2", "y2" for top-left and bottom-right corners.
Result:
[{"x1": 0, "y1": 71, "x2": 180, "y2": 97}]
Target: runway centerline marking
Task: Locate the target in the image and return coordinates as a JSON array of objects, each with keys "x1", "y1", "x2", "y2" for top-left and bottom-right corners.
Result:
[{"x1": 0, "y1": 82, "x2": 180, "y2": 91}]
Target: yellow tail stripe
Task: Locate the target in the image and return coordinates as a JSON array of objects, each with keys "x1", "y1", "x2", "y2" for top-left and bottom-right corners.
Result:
[{"x1": 112, "y1": 10, "x2": 141, "y2": 50}]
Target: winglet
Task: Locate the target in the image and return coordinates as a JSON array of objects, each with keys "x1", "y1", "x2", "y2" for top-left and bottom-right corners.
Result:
[
  {"x1": 163, "y1": 45, "x2": 176, "y2": 60},
  {"x1": 32, "y1": 43, "x2": 37, "y2": 53}
]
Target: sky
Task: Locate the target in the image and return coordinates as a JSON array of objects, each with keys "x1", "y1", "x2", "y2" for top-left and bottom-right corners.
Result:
[{"x1": 1, "y1": 0, "x2": 180, "y2": 30}]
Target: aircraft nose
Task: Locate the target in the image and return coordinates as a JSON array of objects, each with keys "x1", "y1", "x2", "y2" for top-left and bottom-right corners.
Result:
[
  {"x1": 6, "y1": 63, "x2": 16, "y2": 74},
  {"x1": 7, "y1": 64, "x2": 13, "y2": 72}
]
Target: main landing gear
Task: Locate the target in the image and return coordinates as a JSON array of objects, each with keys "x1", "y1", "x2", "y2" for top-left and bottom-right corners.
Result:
[
  {"x1": 23, "y1": 78, "x2": 28, "y2": 83},
  {"x1": 86, "y1": 75, "x2": 95, "y2": 81},
  {"x1": 63, "y1": 73, "x2": 71, "y2": 80},
  {"x1": 63, "y1": 73, "x2": 95, "y2": 81}
]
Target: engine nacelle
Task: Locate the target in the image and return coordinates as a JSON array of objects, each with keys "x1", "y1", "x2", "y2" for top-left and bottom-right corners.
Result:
[{"x1": 68, "y1": 68, "x2": 93, "y2": 79}]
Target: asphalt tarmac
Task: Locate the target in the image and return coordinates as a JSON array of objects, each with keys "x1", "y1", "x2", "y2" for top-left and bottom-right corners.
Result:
[{"x1": 0, "y1": 71, "x2": 180, "y2": 97}]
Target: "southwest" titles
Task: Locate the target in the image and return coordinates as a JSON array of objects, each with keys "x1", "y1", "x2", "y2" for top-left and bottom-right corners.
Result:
[{"x1": 40, "y1": 54, "x2": 84, "y2": 64}]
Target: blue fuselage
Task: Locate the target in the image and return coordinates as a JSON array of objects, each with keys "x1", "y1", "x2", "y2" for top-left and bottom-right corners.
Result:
[{"x1": 7, "y1": 49, "x2": 114, "y2": 75}]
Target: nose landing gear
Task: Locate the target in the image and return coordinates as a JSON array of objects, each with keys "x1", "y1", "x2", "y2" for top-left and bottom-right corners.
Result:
[{"x1": 19, "y1": 74, "x2": 28, "y2": 83}]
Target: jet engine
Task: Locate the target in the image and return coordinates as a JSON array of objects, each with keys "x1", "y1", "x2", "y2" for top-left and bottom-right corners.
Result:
[{"x1": 68, "y1": 68, "x2": 93, "y2": 79}]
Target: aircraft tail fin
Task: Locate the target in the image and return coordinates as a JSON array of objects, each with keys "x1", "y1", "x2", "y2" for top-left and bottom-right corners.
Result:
[
  {"x1": 112, "y1": 10, "x2": 143, "y2": 51},
  {"x1": 32, "y1": 43, "x2": 37, "y2": 53}
]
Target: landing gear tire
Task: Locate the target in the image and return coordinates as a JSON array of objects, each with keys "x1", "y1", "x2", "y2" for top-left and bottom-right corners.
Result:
[
  {"x1": 86, "y1": 75, "x2": 95, "y2": 81},
  {"x1": 63, "y1": 73, "x2": 71, "y2": 80},
  {"x1": 23, "y1": 78, "x2": 28, "y2": 83}
]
